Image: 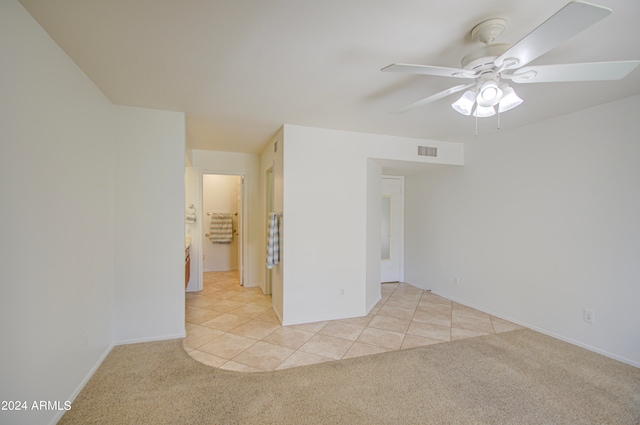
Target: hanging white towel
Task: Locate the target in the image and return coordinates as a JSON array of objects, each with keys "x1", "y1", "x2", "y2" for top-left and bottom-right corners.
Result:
[
  {"x1": 266, "y1": 212, "x2": 280, "y2": 269},
  {"x1": 185, "y1": 205, "x2": 197, "y2": 223},
  {"x1": 185, "y1": 212, "x2": 197, "y2": 223},
  {"x1": 208, "y1": 213, "x2": 233, "y2": 244}
]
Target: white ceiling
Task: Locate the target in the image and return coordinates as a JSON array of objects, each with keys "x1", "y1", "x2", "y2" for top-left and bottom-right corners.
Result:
[{"x1": 19, "y1": 0, "x2": 640, "y2": 154}]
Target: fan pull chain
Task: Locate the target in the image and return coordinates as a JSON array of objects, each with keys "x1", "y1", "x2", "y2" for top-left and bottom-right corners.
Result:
[
  {"x1": 475, "y1": 112, "x2": 478, "y2": 137},
  {"x1": 497, "y1": 111, "x2": 501, "y2": 130}
]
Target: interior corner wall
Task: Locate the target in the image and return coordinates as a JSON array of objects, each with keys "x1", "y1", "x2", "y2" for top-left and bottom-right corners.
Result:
[
  {"x1": 280, "y1": 125, "x2": 463, "y2": 325},
  {"x1": 0, "y1": 1, "x2": 115, "y2": 424},
  {"x1": 404, "y1": 95, "x2": 640, "y2": 366},
  {"x1": 113, "y1": 106, "x2": 186, "y2": 344},
  {"x1": 188, "y1": 150, "x2": 261, "y2": 288}
]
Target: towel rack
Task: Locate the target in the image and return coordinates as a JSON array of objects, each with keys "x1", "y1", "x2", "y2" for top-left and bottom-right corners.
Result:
[
  {"x1": 207, "y1": 212, "x2": 237, "y2": 216},
  {"x1": 185, "y1": 205, "x2": 197, "y2": 224}
]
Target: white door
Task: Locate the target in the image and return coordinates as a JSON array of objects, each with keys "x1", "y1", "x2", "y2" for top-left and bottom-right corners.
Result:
[{"x1": 380, "y1": 176, "x2": 404, "y2": 283}]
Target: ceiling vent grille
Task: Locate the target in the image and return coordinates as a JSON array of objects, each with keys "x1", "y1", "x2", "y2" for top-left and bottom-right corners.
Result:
[{"x1": 418, "y1": 146, "x2": 438, "y2": 157}]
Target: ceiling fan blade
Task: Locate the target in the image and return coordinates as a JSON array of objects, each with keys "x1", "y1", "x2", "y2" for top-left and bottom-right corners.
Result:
[
  {"x1": 382, "y1": 63, "x2": 476, "y2": 79},
  {"x1": 495, "y1": 1, "x2": 611, "y2": 70},
  {"x1": 508, "y1": 60, "x2": 640, "y2": 83},
  {"x1": 391, "y1": 83, "x2": 475, "y2": 114}
]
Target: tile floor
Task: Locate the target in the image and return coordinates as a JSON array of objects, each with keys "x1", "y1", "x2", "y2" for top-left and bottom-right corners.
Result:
[{"x1": 183, "y1": 271, "x2": 523, "y2": 372}]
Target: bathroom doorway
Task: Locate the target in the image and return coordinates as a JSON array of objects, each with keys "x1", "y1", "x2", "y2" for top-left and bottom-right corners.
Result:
[
  {"x1": 264, "y1": 167, "x2": 274, "y2": 295},
  {"x1": 202, "y1": 173, "x2": 244, "y2": 285}
]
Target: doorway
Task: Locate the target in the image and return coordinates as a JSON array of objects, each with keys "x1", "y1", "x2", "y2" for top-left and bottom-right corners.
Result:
[
  {"x1": 380, "y1": 176, "x2": 404, "y2": 283},
  {"x1": 202, "y1": 174, "x2": 244, "y2": 285},
  {"x1": 265, "y1": 167, "x2": 274, "y2": 295}
]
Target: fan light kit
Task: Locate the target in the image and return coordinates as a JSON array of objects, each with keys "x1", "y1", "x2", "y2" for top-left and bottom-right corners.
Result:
[{"x1": 382, "y1": 1, "x2": 639, "y2": 132}]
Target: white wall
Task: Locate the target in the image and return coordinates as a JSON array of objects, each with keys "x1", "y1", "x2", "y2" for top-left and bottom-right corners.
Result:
[
  {"x1": 280, "y1": 125, "x2": 463, "y2": 325},
  {"x1": 0, "y1": 3, "x2": 187, "y2": 424},
  {"x1": 0, "y1": 2, "x2": 114, "y2": 424},
  {"x1": 112, "y1": 105, "x2": 185, "y2": 344},
  {"x1": 188, "y1": 150, "x2": 261, "y2": 288},
  {"x1": 404, "y1": 95, "x2": 640, "y2": 366}
]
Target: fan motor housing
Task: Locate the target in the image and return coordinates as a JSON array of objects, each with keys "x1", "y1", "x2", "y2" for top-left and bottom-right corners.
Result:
[{"x1": 461, "y1": 43, "x2": 511, "y2": 71}]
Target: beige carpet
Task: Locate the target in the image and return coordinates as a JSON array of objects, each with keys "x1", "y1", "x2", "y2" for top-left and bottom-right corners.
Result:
[{"x1": 59, "y1": 329, "x2": 640, "y2": 424}]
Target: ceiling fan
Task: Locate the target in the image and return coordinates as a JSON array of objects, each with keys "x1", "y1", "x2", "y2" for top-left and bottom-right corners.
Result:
[{"x1": 382, "y1": 1, "x2": 639, "y2": 118}]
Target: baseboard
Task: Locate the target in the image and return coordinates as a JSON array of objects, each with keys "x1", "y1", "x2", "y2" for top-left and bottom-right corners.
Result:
[
  {"x1": 367, "y1": 294, "x2": 382, "y2": 314},
  {"x1": 48, "y1": 331, "x2": 188, "y2": 425},
  {"x1": 517, "y1": 322, "x2": 640, "y2": 369},
  {"x1": 427, "y1": 288, "x2": 640, "y2": 369},
  {"x1": 272, "y1": 305, "x2": 283, "y2": 324},
  {"x1": 114, "y1": 331, "x2": 186, "y2": 346},
  {"x1": 48, "y1": 342, "x2": 115, "y2": 425}
]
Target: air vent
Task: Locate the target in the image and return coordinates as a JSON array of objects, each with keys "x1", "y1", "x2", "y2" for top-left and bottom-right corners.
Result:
[{"x1": 418, "y1": 146, "x2": 438, "y2": 157}]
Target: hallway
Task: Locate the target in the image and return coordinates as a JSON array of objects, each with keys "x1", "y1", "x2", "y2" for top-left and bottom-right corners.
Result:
[{"x1": 184, "y1": 272, "x2": 523, "y2": 372}]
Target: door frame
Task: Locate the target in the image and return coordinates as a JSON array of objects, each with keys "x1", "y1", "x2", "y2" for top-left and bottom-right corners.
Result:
[
  {"x1": 199, "y1": 169, "x2": 247, "y2": 287},
  {"x1": 381, "y1": 175, "x2": 405, "y2": 283}
]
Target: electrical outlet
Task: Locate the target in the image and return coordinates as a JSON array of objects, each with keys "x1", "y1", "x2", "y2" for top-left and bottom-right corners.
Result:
[
  {"x1": 339, "y1": 289, "x2": 345, "y2": 297},
  {"x1": 454, "y1": 276, "x2": 459, "y2": 285},
  {"x1": 583, "y1": 308, "x2": 595, "y2": 324}
]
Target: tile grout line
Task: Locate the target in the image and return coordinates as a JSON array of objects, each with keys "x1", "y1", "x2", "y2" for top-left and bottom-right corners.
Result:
[
  {"x1": 186, "y1": 272, "x2": 520, "y2": 372},
  {"x1": 334, "y1": 282, "x2": 393, "y2": 359},
  {"x1": 389, "y1": 282, "x2": 412, "y2": 350}
]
